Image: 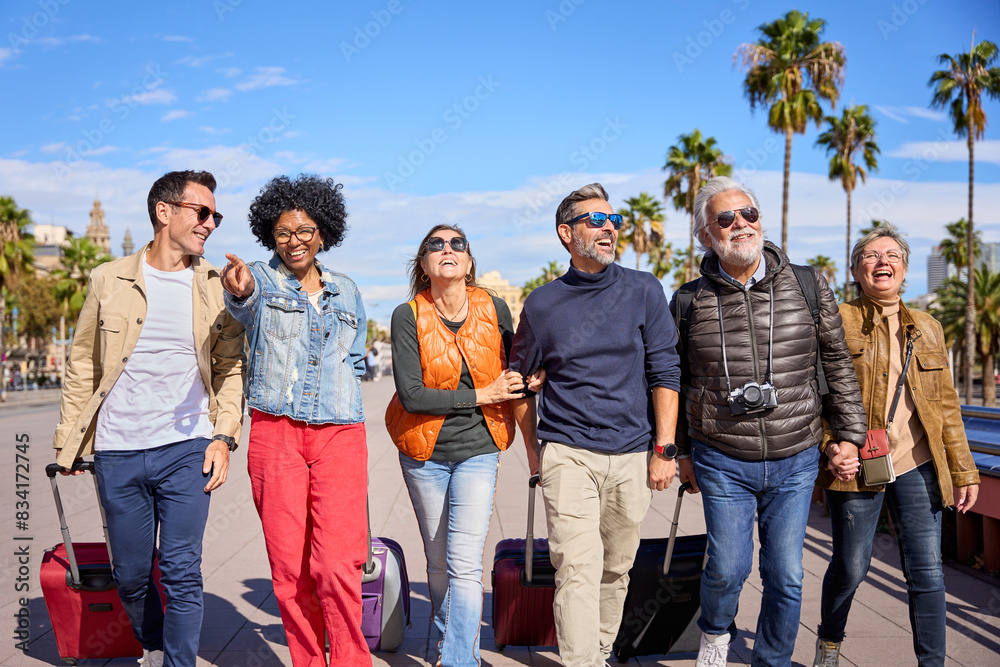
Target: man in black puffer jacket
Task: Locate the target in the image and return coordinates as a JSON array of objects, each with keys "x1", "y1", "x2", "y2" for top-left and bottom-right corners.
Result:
[{"x1": 670, "y1": 177, "x2": 865, "y2": 667}]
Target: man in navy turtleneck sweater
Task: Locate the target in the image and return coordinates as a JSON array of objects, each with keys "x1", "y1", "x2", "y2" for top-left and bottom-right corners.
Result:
[{"x1": 510, "y1": 182, "x2": 681, "y2": 667}]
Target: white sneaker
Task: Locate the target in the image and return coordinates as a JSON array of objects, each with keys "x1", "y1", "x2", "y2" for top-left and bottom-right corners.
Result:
[
  {"x1": 696, "y1": 632, "x2": 729, "y2": 667},
  {"x1": 814, "y1": 638, "x2": 841, "y2": 667},
  {"x1": 138, "y1": 649, "x2": 164, "y2": 667}
]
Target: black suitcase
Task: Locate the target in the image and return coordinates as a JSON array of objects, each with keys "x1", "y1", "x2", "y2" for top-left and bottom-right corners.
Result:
[{"x1": 613, "y1": 482, "x2": 708, "y2": 661}]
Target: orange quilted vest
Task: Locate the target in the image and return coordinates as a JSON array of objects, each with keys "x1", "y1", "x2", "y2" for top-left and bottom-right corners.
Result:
[{"x1": 385, "y1": 287, "x2": 515, "y2": 461}]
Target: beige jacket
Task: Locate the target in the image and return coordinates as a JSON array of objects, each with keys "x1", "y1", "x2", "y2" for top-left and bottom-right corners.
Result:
[
  {"x1": 818, "y1": 296, "x2": 979, "y2": 507},
  {"x1": 53, "y1": 243, "x2": 245, "y2": 468}
]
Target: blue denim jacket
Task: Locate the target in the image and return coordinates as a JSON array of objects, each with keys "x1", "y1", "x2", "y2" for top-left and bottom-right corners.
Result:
[{"x1": 225, "y1": 255, "x2": 367, "y2": 424}]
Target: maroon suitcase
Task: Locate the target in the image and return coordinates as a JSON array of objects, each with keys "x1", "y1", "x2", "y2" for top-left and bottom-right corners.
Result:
[
  {"x1": 491, "y1": 475, "x2": 558, "y2": 649},
  {"x1": 40, "y1": 462, "x2": 164, "y2": 665}
]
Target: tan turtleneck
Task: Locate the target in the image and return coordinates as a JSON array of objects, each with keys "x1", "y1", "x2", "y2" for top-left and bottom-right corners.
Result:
[{"x1": 873, "y1": 296, "x2": 932, "y2": 474}]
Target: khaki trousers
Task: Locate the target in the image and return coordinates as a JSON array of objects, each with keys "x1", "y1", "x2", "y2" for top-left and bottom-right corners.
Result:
[{"x1": 539, "y1": 441, "x2": 651, "y2": 667}]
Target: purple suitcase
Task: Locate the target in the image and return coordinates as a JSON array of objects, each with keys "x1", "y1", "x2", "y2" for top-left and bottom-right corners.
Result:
[{"x1": 361, "y1": 533, "x2": 410, "y2": 651}]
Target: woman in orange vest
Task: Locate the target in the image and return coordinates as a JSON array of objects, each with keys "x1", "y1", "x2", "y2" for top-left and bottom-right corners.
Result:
[{"x1": 386, "y1": 224, "x2": 525, "y2": 667}]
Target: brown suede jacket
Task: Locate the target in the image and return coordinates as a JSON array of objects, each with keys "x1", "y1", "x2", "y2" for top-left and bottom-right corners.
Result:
[{"x1": 817, "y1": 295, "x2": 980, "y2": 506}]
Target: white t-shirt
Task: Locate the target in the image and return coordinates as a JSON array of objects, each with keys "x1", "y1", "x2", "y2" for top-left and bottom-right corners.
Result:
[{"x1": 95, "y1": 259, "x2": 213, "y2": 451}]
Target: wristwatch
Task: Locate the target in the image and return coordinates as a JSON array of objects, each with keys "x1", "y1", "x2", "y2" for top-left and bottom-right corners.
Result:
[
  {"x1": 653, "y1": 443, "x2": 678, "y2": 459},
  {"x1": 212, "y1": 434, "x2": 238, "y2": 452}
]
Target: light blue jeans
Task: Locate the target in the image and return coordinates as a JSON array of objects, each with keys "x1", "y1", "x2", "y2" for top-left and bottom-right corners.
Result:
[
  {"x1": 692, "y1": 440, "x2": 819, "y2": 667},
  {"x1": 399, "y1": 451, "x2": 499, "y2": 667}
]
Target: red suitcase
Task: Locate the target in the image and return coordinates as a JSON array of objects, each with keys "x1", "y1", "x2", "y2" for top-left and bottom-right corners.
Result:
[
  {"x1": 491, "y1": 475, "x2": 558, "y2": 649},
  {"x1": 40, "y1": 462, "x2": 164, "y2": 665}
]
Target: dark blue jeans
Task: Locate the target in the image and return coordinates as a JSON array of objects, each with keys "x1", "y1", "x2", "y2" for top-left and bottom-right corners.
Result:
[
  {"x1": 819, "y1": 462, "x2": 945, "y2": 666},
  {"x1": 95, "y1": 438, "x2": 212, "y2": 667},
  {"x1": 692, "y1": 440, "x2": 819, "y2": 667}
]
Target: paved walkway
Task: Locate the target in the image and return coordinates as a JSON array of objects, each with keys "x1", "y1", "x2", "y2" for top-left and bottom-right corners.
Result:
[{"x1": 2, "y1": 379, "x2": 998, "y2": 666}]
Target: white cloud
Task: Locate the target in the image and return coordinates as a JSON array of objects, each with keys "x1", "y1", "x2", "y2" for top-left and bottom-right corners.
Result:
[
  {"x1": 162, "y1": 35, "x2": 193, "y2": 42},
  {"x1": 177, "y1": 53, "x2": 233, "y2": 67},
  {"x1": 235, "y1": 67, "x2": 299, "y2": 92},
  {"x1": 161, "y1": 110, "x2": 194, "y2": 122},
  {"x1": 198, "y1": 126, "x2": 231, "y2": 135},
  {"x1": 875, "y1": 105, "x2": 948, "y2": 124},
  {"x1": 197, "y1": 88, "x2": 232, "y2": 103},
  {"x1": 36, "y1": 34, "x2": 102, "y2": 47},
  {"x1": 121, "y1": 88, "x2": 177, "y2": 106},
  {"x1": 217, "y1": 67, "x2": 241, "y2": 78},
  {"x1": 40, "y1": 142, "x2": 67, "y2": 154},
  {"x1": 0, "y1": 47, "x2": 14, "y2": 65},
  {"x1": 888, "y1": 139, "x2": 1000, "y2": 165}
]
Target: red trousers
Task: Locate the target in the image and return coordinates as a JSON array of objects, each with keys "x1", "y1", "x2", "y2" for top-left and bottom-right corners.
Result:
[{"x1": 248, "y1": 411, "x2": 370, "y2": 667}]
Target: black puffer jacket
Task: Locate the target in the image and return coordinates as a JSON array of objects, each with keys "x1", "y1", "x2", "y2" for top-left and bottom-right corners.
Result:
[{"x1": 670, "y1": 242, "x2": 866, "y2": 461}]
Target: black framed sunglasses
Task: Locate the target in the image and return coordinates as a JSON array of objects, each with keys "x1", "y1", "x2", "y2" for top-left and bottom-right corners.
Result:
[
  {"x1": 427, "y1": 236, "x2": 469, "y2": 253},
  {"x1": 166, "y1": 201, "x2": 223, "y2": 226},
  {"x1": 714, "y1": 206, "x2": 759, "y2": 228},
  {"x1": 566, "y1": 211, "x2": 624, "y2": 230}
]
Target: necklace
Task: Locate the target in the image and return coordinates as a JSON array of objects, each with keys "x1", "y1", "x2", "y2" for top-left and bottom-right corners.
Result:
[{"x1": 434, "y1": 297, "x2": 469, "y2": 321}]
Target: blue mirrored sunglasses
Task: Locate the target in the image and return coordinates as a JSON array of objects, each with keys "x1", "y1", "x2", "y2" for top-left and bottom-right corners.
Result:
[{"x1": 566, "y1": 211, "x2": 624, "y2": 230}]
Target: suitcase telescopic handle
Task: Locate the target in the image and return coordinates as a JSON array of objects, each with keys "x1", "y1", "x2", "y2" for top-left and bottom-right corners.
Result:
[
  {"x1": 525, "y1": 474, "x2": 540, "y2": 583},
  {"x1": 662, "y1": 481, "x2": 693, "y2": 575},
  {"x1": 45, "y1": 461, "x2": 105, "y2": 588}
]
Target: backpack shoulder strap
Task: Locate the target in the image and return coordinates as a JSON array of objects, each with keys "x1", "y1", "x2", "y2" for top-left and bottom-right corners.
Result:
[
  {"x1": 789, "y1": 264, "x2": 828, "y2": 396},
  {"x1": 674, "y1": 277, "x2": 702, "y2": 343}
]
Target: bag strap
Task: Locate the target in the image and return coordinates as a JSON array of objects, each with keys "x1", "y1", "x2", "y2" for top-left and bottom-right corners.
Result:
[
  {"x1": 886, "y1": 331, "x2": 921, "y2": 432},
  {"x1": 790, "y1": 264, "x2": 829, "y2": 396}
]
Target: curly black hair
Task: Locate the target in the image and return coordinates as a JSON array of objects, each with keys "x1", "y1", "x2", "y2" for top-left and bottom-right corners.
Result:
[{"x1": 248, "y1": 174, "x2": 348, "y2": 252}]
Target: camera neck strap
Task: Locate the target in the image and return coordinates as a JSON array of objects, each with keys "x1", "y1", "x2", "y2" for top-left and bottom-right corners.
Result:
[
  {"x1": 886, "y1": 331, "x2": 919, "y2": 433},
  {"x1": 717, "y1": 281, "x2": 775, "y2": 395}
]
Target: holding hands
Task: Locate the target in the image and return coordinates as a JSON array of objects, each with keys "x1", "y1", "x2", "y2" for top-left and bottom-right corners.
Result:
[
  {"x1": 826, "y1": 441, "x2": 861, "y2": 482},
  {"x1": 221, "y1": 253, "x2": 255, "y2": 298}
]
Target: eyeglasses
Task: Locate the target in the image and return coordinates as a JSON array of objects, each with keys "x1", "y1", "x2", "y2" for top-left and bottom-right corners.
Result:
[
  {"x1": 426, "y1": 237, "x2": 469, "y2": 253},
  {"x1": 166, "y1": 201, "x2": 223, "y2": 226},
  {"x1": 566, "y1": 212, "x2": 624, "y2": 230},
  {"x1": 860, "y1": 250, "x2": 904, "y2": 265},
  {"x1": 274, "y1": 227, "x2": 319, "y2": 244},
  {"x1": 714, "y1": 206, "x2": 759, "y2": 228}
]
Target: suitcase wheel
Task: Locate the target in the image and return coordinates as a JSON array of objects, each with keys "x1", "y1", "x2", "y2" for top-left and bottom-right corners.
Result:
[
  {"x1": 62, "y1": 660, "x2": 77, "y2": 666},
  {"x1": 496, "y1": 643, "x2": 505, "y2": 651}
]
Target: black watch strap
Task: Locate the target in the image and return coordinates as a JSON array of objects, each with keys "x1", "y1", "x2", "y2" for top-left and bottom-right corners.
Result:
[{"x1": 212, "y1": 434, "x2": 238, "y2": 452}]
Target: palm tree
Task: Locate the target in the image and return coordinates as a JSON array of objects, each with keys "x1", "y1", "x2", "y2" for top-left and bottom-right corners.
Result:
[
  {"x1": 815, "y1": 105, "x2": 879, "y2": 300},
  {"x1": 521, "y1": 261, "x2": 565, "y2": 298},
  {"x1": 615, "y1": 193, "x2": 665, "y2": 271},
  {"x1": 648, "y1": 241, "x2": 676, "y2": 280},
  {"x1": 808, "y1": 255, "x2": 838, "y2": 291},
  {"x1": 736, "y1": 9, "x2": 846, "y2": 252},
  {"x1": 938, "y1": 218, "x2": 982, "y2": 281},
  {"x1": 663, "y1": 129, "x2": 732, "y2": 281},
  {"x1": 52, "y1": 236, "x2": 113, "y2": 322},
  {"x1": 929, "y1": 35, "x2": 1000, "y2": 403},
  {"x1": 0, "y1": 197, "x2": 35, "y2": 401},
  {"x1": 933, "y1": 268, "x2": 1000, "y2": 406}
]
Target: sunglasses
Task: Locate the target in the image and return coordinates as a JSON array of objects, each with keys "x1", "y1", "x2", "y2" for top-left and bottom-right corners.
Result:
[
  {"x1": 566, "y1": 211, "x2": 624, "y2": 230},
  {"x1": 427, "y1": 236, "x2": 469, "y2": 253},
  {"x1": 166, "y1": 201, "x2": 223, "y2": 226},
  {"x1": 714, "y1": 206, "x2": 759, "y2": 228}
]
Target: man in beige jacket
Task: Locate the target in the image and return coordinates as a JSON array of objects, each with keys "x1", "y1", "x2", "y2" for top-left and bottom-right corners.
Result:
[{"x1": 53, "y1": 170, "x2": 244, "y2": 667}]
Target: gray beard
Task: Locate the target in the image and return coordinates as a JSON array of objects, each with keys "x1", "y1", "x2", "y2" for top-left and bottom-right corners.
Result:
[
  {"x1": 714, "y1": 228, "x2": 764, "y2": 268},
  {"x1": 573, "y1": 231, "x2": 615, "y2": 266}
]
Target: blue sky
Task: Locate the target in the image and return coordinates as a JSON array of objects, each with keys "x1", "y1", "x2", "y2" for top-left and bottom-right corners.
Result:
[{"x1": 2, "y1": 0, "x2": 999, "y2": 323}]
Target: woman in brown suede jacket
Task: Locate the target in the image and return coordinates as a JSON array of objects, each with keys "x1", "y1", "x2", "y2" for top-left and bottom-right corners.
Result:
[{"x1": 814, "y1": 224, "x2": 980, "y2": 667}]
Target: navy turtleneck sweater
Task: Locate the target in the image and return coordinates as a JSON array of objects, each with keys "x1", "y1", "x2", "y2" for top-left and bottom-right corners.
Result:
[{"x1": 509, "y1": 261, "x2": 680, "y2": 454}]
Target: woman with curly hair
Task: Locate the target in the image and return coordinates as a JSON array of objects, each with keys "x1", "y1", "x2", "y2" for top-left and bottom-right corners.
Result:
[{"x1": 221, "y1": 174, "x2": 370, "y2": 666}]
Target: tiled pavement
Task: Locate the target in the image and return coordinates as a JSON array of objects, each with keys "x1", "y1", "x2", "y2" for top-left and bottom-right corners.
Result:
[{"x1": 1, "y1": 378, "x2": 998, "y2": 666}]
